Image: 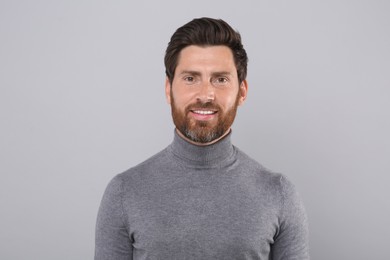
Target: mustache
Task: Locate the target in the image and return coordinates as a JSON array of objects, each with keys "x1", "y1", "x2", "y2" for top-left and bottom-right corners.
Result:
[{"x1": 186, "y1": 101, "x2": 221, "y2": 111}]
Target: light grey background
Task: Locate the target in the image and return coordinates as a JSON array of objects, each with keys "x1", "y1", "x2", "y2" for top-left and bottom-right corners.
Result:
[{"x1": 1, "y1": 0, "x2": 389, "y2": 259}]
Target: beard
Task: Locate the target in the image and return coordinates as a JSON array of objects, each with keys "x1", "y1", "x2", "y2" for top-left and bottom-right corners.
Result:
[{"x1": 170, "y1": 91, "x2": 241, "y2": 144}]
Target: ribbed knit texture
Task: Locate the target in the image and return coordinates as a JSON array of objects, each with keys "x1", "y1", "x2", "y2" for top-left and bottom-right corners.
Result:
[{"x1": 95, "y1": 131, "x2": 309, "y2": 260}]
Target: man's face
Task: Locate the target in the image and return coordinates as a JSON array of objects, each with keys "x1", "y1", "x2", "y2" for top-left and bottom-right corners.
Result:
[{"x1": 165, "y1": 45, "x2": 247, "y2": 144}]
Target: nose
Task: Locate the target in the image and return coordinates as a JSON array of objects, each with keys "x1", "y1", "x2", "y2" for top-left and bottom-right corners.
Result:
[{"x1": 197, "y1": 81, "x2": 215, "y2": 102}]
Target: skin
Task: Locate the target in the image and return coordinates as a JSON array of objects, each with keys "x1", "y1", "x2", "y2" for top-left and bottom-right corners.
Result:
[{"x1": 165, "y1": 45, "x2": 248, "y2": 146}]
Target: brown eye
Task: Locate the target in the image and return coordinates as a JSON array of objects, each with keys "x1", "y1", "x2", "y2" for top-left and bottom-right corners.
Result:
[
  {"x1": 213, "y1": 77, "x2": 229, "y2": 85},
  {"x1": 218, "y1": 77, "x2": 227, "y2": 83},
  {"x1": 184, "y1": 76, "x2": 194, "y2": 82}
]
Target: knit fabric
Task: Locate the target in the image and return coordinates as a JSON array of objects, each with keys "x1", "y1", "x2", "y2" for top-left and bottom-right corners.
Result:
[{"x1": 95, "y1": 131, "x2": 309, "y2": 259}]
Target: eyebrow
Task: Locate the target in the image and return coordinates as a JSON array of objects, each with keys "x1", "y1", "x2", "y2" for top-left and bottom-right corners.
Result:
[
  {"x1": 178, "y1": 70, "x2": 202, "y2": 77},
  {"x1": 178, "y1": 70, "x2": 233, "y2": 77}
]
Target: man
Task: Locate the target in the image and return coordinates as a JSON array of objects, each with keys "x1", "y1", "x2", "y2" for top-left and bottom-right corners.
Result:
[{"x1": 95, "y1": 17, "x2": 309, "y2": 259}]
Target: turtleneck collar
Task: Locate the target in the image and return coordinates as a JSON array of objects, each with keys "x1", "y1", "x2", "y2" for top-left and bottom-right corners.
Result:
[{"x1": 168, "y1": 129, "x2": 236, "y2": 168}]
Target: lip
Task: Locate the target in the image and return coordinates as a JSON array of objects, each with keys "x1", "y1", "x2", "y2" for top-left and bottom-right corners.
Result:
[{"x1": 189, "y1": 109, "x2": 218, "y2": 121}]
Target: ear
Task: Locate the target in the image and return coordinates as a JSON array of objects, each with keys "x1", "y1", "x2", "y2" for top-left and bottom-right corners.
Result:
[
  {"x1": 165, "y1": 77, "x2": 172, "y2": 104},
  {"x1": 238, "y1": 80, "x2": 248, "y2": 106}
]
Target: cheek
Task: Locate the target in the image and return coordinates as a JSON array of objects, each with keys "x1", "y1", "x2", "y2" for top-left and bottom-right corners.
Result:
[
  {"x1": 219, "y1": 91, "x2": 239, "y2": 108},
  {"x1": 172, "y1": 88, "x2": 196, "y2": 106}
]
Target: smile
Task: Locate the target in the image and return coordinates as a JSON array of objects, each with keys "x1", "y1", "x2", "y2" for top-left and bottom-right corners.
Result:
[{"x1": 192, "y1": 110, "x2": 217, "y2": 115}]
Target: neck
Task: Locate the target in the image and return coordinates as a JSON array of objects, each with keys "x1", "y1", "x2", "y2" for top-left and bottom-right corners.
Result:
[
  {"x1": 169, "y1": 129, "x2": 235, "y2": 168},
  {"x1": 175, "y1": 128, "x2": 232, "y2": 147}
]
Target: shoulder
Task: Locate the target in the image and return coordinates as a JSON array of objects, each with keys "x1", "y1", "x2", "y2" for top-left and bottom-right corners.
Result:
[
  {"x1": 106, "y1": 146, "x2": 175, "y2": 193},
  {"x1": 233, "y1": 146, "x2": 303, "y2": 205},
  {"x1": 119, "y1": 147, "x2": 170, "y2": 177},
  {"x1": 234, "y1": 146, "x2": 287, "y2": 187}
]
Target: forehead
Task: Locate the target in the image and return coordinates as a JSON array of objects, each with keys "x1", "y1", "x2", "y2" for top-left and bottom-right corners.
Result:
[{"x1": 176, "y1": 45, "x2": 236, "y2": 72}]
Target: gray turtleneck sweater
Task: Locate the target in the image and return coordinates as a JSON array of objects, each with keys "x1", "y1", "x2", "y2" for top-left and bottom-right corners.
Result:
[{"x1": 95, "y1": 131, "x2": 309, "y2": 259}]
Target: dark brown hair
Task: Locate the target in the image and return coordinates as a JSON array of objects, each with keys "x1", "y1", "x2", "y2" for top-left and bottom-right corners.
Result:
[{"x1": 164, "y1": 17, "x2": 248, "y2": 84}]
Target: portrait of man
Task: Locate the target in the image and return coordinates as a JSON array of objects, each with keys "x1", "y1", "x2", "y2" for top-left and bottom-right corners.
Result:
[
  {"x1": 2, "y1": 0, "x2": 389, "y2": 258},
  {"x1": 95, "y1": 17, "x2": 309, "y2": 259}
]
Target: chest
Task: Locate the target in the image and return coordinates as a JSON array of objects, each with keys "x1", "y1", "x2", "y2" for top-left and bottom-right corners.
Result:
[{"x1": 124, "y1": 172, "x2": 280, "y2": 259}]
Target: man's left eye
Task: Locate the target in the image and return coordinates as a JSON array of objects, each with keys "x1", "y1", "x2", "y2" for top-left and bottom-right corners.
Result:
[{"x1": 215, "y1": 77, "x2": 228, "y2": 84}]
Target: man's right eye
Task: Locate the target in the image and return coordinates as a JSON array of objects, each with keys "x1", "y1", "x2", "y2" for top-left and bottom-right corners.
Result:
[{"x1": 184, "y1": 76, "x2": 194, "y2": 82}]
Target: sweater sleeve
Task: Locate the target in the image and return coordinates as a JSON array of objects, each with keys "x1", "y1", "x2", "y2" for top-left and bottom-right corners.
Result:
[
  {"x1": 271, "y1": 176, "x2": 310, "y2": 260},
  {"x1": 95, "y1": 175, "x2": 133, "y2": 260}
]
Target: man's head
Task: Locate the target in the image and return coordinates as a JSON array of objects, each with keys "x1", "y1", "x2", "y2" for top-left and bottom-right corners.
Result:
[
  {"x1": 164, "y1": 18, "x2": 248, "y2": 145},
  {"x1": 164, "y1": 17, "x2": 248, "y2": 85}
]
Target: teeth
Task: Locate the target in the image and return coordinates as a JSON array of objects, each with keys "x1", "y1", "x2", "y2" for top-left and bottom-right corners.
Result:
[{"x1": 193, "y1": 110, "x2": 214, "y2": 115}]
